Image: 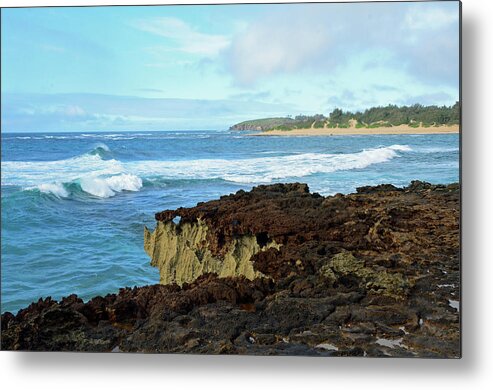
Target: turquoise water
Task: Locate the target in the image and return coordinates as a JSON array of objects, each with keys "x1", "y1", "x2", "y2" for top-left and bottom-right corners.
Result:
[{"x1": 1, "y1": 130, "x2": 459, "y2": 313}]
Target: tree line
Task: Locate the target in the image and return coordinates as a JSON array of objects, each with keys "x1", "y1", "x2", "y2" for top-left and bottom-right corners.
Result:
[
  {"x1": 230, "y1": 102, "x2": 460, "y2": 131},
  {"x1": 327, "y1": 102, "x2": 460, "y2": 127}
]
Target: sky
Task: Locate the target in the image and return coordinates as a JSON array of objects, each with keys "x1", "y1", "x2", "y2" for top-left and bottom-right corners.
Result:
[{"x1": 1, "y1": 1, "x2": 460, "y2": 132}]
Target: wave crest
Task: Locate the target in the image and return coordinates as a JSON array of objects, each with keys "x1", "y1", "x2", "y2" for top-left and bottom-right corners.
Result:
[
  {"x1": 4, "y1": 144, "x2": 411, "y2": 199},
  {"x1": 88, "y1": 143, "x2": 112, "y2": 159},
  {"x1": 28, "y1": 183, "x2": 70, "y2": 198},
  {"x1": 24, "y1": 174, "x2": 143, "y2": 199},
  {"x1": 127, "y1": 144, "x2": 412, "y2": 184},
  {"x1": 79, "y1": 174, "x2": 142, "y2": 198}
]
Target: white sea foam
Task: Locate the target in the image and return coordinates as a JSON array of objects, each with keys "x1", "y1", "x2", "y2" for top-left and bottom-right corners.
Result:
[
  {"x1": 3, "y1": 144, "x2": 411, "y2": 199},
  {"x1": 81, "y1": 133, "x2": 126, "y2": 138},
  {"x1": 79, "y1": 177, "x2": 115, "y2": 198},
  {"x1": 29, "y1": 183, "x2": 69, "y2": 198},
  {"x1": 2, "y1": 154, "x2": 125, "y2": 186},
  {"x1": 121, "y1": 144, "x2": 412, "y2": 183},
  {"x1": 72, "y1": 133, "x2": 142, "y2": 141},
  {"x1": 14, "y1": 136, "x2": 44, "y2": 140},
  {"x1": 417, "y1": 146, "x2": 459, "y2": 153},
  {"x1": 79, "y1": 174, "x2": 142, "y2": 198},
  {"x1": 23, "y1": 172, "x2": 142, "y2": 198}
]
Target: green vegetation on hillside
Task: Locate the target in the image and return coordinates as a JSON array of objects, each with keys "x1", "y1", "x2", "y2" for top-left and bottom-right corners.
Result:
[
  {"x1": 229, "y1": 117, "x2": 295, "y2": 131},
  {"x1": 327, "y1": 102, "x2": 460, "y2": 128},
  {"x1": 230, "y1": 102, "x2": 460, "y2": 131}
]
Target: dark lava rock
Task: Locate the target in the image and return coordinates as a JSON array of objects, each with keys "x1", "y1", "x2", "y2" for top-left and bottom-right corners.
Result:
[{"x1": 1, "y1": 181, "x2": 460, "y2": 357}]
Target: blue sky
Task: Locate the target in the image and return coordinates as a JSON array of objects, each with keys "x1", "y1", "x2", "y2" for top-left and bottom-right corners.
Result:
[{"x1": 1, "y1": 2, "x2": 460, "y2": 132}]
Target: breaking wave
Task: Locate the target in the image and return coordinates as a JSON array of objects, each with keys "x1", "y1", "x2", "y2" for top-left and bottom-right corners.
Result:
[
  {"x1": 78, "y1": 174, "x2": 142, "y2": 198},
  {"x1": 29, "y1": 183, "x2": 70, "y2": 198},
  {"x1": 2, "y1": 144, "x2": 411, "y2": 199},
  {"x1": 23, "y1": 174, "x2": 143, "y2": 199},
  {"x1": 88, "y1": 143, "x2": 113, "y2": 159}
]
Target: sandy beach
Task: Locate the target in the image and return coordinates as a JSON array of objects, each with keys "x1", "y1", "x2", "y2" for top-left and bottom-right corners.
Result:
[{"x1": 251, "y1": 124, "x2": 460, "y2": 136}]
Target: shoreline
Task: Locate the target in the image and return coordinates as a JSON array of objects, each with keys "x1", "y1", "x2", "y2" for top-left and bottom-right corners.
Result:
[
  {"x1": 249, "y1": 124, "x2": 460, "y2": 136},
  {"x1": 1, "y1": 181, "x2": 460, "y2": 356}
]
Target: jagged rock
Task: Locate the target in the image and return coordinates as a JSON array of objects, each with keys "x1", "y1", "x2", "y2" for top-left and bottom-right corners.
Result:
[
  {"x1": 144, "y1": 219, "x2": 280, "y2": 286},
  {"x1": 1, "y1": 181, "x2": 460, "y2": 357}
]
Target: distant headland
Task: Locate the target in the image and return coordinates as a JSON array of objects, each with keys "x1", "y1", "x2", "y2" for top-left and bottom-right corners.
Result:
[{"x1": 230, "y1": 103, "x2": 460, "y2": 136}]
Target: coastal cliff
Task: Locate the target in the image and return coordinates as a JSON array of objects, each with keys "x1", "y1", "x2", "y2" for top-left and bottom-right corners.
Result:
[
  {"x1": 229, "y1": 117, "x2": 296, "y2": 131},
  {"x1": 1, "y1": 181, "x2": 460, "y2": 356}
]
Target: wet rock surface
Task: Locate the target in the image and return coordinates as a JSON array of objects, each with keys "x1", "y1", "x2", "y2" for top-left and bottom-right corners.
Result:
[{"x1": 1, "y1": 181, "x2": 460, "y2": 357}]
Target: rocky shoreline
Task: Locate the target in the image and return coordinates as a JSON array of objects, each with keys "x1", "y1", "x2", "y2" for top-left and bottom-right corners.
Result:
[{"x1": 1, "y1": 181, "x2": 460, "y2": 357}]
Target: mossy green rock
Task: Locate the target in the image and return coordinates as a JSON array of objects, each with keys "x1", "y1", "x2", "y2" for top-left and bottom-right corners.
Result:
[
  {"x1": 329, "y1": 252, "x2": 410, "y2": 298},
  {"x1": 331, "y1": 252, "x2": 365, "y2": 275}
]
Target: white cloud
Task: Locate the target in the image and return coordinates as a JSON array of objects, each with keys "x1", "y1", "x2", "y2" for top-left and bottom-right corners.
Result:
[
  {"x1": 224, "y1": 2, "x2": 459, "y2": 91},
  {"x1": 63, "y1": 105, "x2": 86, "y2": 117},
  {"x1": 18, "y1": 104, "x2": 87, "y2": 117},
  {"x1": 227, "y1": 15, "x2": 331, "y2": 84},
  {"x1": 133, "y1": 17, "x2": 230, "y2": 57},
  {"x1": 404, "y1": 6, "x2": 459, "y2": 31}
]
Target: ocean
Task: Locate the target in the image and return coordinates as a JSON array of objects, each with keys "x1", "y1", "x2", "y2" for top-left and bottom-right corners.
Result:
[{"x1": 1, "y1": 130, "x2": 459, "y2": 313}]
